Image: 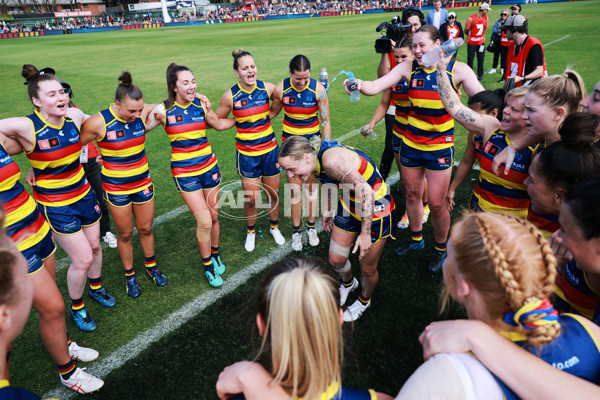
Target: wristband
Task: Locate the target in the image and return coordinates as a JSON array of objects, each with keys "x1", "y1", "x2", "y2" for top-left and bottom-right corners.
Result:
[{"x1": 509, "y1": 142, "x2": 519, "y2": 152}]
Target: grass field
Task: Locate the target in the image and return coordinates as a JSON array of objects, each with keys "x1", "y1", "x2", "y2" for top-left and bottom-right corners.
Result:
[{"x1": 1, "y1": 1, "x2": 600, "y2": 398}]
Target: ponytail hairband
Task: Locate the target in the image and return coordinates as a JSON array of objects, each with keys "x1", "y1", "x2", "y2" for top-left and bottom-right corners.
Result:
[{"x1": 503, "y1": 298, "x2": 559, "y2": 330}]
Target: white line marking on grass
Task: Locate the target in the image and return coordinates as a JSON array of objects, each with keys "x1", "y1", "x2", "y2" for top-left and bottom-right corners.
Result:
[
  {"x1": 44, "y1": 170, "x2": 402, "y2": 400},
  {"x1": 544, "y1": 35, "x2": 570, "y2": 47}
]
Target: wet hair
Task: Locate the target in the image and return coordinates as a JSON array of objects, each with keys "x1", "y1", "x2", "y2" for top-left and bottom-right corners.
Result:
[
  {"x1": 413, "y1": 25, "x2": 442, "y2": 44},
  {"x1": 0, "y1": 205, "x2": 16, "y2": 306},
  {"x1": 402, "y1": 6, "x2": 425, "y2": 26},
  {"x1": 468, "y1": 89, "x2": 506, "y2": 122},
  {"x1": 446, "y1": 212, "x2": 559, "y2": 346},
  {"x1": 563, "y1": 176, "x2": 600, "y2": 240},
  {"x1": 396, "y1": 35, "x2": 412, "y2": 51},
  {"x1": 232, "y1": 49, "x2": 253, "y2": 70},
  {"x1": 21, "y1": 64, "x2": 60, "y2": 104},
  {"x1": 504, "y1": 86, "x2": 528, "y2": 108},
  {"x1": 256, "y1": 258, "x2": 342, "y2": 399},
  {"x1": 279, "y1": 135, "x2": 321, "y2": 160},
  {"x1": 528, "y1": 69, "x2": 586, "y2": 116},
  {"x1": 115, "y1": 71, "x2": 143, "y2": 103},
  {"x1": 289, "y1": 54, "x2": 311, "y2": 73},
  {"x1": 165, "y1": 63, "x2": 193, "y2": 110},
  {"x1": 533, "y1": 112, "x2": 600, "y2": 192}
]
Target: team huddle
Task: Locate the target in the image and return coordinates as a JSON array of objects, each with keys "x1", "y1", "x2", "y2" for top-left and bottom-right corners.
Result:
[{"x1": 2, "y1": 4, "x2": 600, "y2": 399}]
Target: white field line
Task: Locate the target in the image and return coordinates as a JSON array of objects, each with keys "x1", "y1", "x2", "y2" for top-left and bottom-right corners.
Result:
[
  {"x1": 544, "y1": 35, "x2": 570, "y2": 47},
  {"x1": 44, "y1": 170, "x2": 401, "y2": 399}
]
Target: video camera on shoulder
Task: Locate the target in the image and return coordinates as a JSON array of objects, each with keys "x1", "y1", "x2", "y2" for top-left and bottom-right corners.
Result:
[{"x1": 374, "y1": 15, "x2": 412, "y2": 54}]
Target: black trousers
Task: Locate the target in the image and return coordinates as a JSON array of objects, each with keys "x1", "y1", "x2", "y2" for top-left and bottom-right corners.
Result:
[
  {"x1": 500, "y1": 45, "x2": 509, "y2": 71},
  {"x1": 378, "y1": 112, "x2": 396, "y2": 181},
  {"x1": 467, "y1": 43, "x2": 485, "y2": 79},
  {"x1": 82, "y1": 157, "x2": 111, "y2": 236}
]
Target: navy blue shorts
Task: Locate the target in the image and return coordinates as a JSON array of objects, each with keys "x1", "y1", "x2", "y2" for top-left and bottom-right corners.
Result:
[
  {"x1": 38, "y1": 189, "x2": 101, "y2": 235},
  {"x1": 173, "y1": 165, "x2": 221, "y2": 192},
  {"x1": 104, "y1": 184, "x2": 155, "y2": 207},
  {"x1": 22, "y1": 229, "x2": 56, "y2": 275},
  {"x1": 236, "y1": 147, "x2": 281, "y2": 179},
  {"x1": 332, "y1": 201, "x2": 397, "y2": 244},
  {"x1": 400, "y1": 142, "x2": 454, "y2": 171},
  {"x1": 392, "y1": 134, "x2": 403, "y2": 154}
]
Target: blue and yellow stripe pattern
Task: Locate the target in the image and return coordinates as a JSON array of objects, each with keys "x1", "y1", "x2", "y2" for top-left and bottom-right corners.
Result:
[
  {"x1": 25, "y1": 111, "x2": 91, "y2": 207},
  {"x1": 163, "y1": 99, "x2": 218, "y2": 178},
  {"x1": 281, "y1": 77, "x2": 320, "y2": 140},
  {"x1": 231, "y1": 80, "x2": 276, "y2": 156},
  {"x1": 97, "y1": 106, "x2": 151, "y2": 195},
  {"x1": 405, "y1": 60, "x2": 456, "y2": 151}
]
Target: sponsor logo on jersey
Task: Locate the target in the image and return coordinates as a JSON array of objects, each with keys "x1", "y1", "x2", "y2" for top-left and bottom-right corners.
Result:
[
  {"x1": 168, "y1": 116, "x2": 177, "y2": 124},
  {"x1": 485, "y1": 142, "x2": 500, "y2": 155},
  {"x1": 413, "y1": 79, "x2": 425, "y2": 88},
  {"x1": 438, "y1": 157, "x2": 450, "y2": 164},
  {"x1": 175, "y1": 115, "x2": 184, "y2": 123},
  {"x1": 39, "y1": 138, "x2": 60, "y2": 149}
]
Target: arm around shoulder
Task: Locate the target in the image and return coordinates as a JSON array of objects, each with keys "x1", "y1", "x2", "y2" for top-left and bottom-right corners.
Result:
[{"x1": 80, "y1": 113, "x2": 105, "y2": 145}]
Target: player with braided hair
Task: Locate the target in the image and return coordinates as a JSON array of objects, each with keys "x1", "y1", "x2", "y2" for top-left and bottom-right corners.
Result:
[{"x1": 396, "y1": 211, "x2": 600, "y2": 399}]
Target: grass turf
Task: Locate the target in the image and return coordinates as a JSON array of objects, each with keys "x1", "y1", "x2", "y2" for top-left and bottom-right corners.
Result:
[{"x1": 1, "y1": 1, "x2": 599, "y2": 397}]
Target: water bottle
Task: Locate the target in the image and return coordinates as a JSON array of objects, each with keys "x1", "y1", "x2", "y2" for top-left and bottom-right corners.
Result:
[
  {"x1": 347, "y1": 72, "x2": 361, "y2": 103},
  {"x1": 319, "y1": 67, "x2": 329, "y2": 90},
  {"x1": 360, "y1": 125, "x2": 377, "y2": 140},
  {"x1": 421, "y1": 38, "x2": 465, "y2": 67}
]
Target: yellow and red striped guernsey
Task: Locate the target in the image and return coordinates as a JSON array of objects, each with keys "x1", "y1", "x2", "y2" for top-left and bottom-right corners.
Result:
[
  {"x1": 231, "y1": 80, "x2": 277, "y2": 156},
  {"x1": 281, "y1": 77, "x2": 320, "y2": 140},
  {"x1": 96, "y1": 106, "x2": 152, "y2": 195},
  {"x1": 391, "y1": 78, "x2": 410, "y2": 141},
  {"x1": 0, "y1": 143, "x2": 50, "y2": 252},
  {"x1": 404, "y1": 60, "x2": 456, "y2": 152},
  {"x1": 25, "y1": 110, "x2": 91, "y2": 206},
  {"x1": 472, "y1": 129, "x2": 539, "y2": 218},
  {"x1": 163, "y1": 98, "x2": 218, "y2": 177}
]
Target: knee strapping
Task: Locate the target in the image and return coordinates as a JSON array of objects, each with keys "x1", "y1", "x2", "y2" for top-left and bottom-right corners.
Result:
[
  {"x1": 332, "y1": 259, "x2": 351, "y2": 275},
  {"x1": 193, "y1": 209, "x2": 212, "y2": 242},
  {"x1": 330, "y1": 239, "x2": 352, "y2": 259}
]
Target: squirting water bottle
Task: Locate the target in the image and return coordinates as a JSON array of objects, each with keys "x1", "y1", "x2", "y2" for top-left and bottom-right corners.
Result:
[
  {"x1": 421, "y1": 38, "x2": 465, "y2": 67},
  {"x1": 360, "y1": 125, "x2": 377, "y2": 140},
  {"x1": 347, "y1": 72, "x2": 361, "y2": 103},
  {"x1": 319, "y1": 67, "x2": 329, "y2": 90}
]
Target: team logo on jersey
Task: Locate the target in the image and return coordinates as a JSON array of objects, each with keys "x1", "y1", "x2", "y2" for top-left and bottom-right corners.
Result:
[
  {"x1": 39, "y1": 138, "x2": 60, "y2": 149},
  {"x1": 484, "y1": 142, "x2": 500, "y2": 155}
]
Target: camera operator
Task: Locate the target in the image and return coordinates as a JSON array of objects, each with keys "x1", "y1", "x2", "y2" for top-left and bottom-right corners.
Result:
[{"x1": 375, "y1": 7, "x2": 425, "y2": 180}]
